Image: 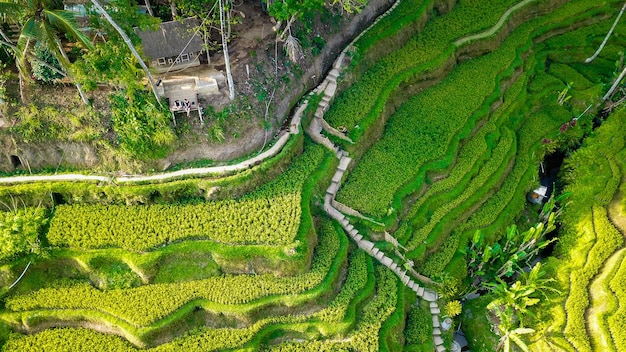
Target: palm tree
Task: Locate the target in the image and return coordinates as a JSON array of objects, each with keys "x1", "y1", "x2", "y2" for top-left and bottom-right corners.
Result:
[
  {"x1": 89, "y1": 0, "x2": 162, "y2": 104},
  {"x1": 218, "y1": 0, "x2": 234, "y2": 100},
  {"x1": 584, "y1": 2, "x2": 626, "y2": 100},
  {"x1": 0, "y1": 0, "x2": 94, "y2": 104},
  {"x1": 497, "y1": 325, "x2": 535, "y2": 352}
]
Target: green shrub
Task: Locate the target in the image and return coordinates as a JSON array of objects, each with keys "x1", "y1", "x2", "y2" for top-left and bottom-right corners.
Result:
[
  {"x1": 404, "y1": 304, "x2": 431, "y2": 345},
  {"x1": 109, "y1": 89, "x2": 175, "y2": 159},
  {"x1": 0, "y1": 207, "x2": 48, "y2": 263}
]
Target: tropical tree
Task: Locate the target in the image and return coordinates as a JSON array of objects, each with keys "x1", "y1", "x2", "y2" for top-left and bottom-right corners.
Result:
[
  {"x1": 89, "y1": 0, "x2": 162, "y2": 104},
  {"x1": 464, "y1": 196, "x2": 564, "y2": 287},
  {"x1": 497, "y1": 324, "x2": 535, "y2": 352},
  {"x1": 218, "y1": 0, "x2": 234, "y2": 100},
  {"x1": 0, "y1": 0, "x2": 94, "y2": 104},
  {"x1": 487, "y1": 263, "x2": 560, "y2": 327},
  {"x1": 584, "y1": 1, "x2": 626, "y2": 100}
]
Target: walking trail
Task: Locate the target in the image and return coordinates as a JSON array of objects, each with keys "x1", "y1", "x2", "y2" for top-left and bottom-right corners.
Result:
[
  {"x1": 300, "y1": 0, "x2": 448, "y2": 350},
  {"x1": 0, "y1": 0, "x2": 548, "y2": 349}
]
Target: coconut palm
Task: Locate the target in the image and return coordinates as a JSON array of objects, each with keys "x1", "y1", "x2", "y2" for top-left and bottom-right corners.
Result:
[
  {"x1": 583, "y1": 2, "x2": 626, "y2": 100},
  {"x1": 586, "y1": 2, "x2": 626, "y2": 63},
  {"x1": 218, "y1": 0, "x2": 234, "y2": 100},
  {"x1": 0, "y1": 0, "x2": 94, "y2": 104},
  {"x1": 89, "y1": 0, "x2": 162, "y2": 104}
]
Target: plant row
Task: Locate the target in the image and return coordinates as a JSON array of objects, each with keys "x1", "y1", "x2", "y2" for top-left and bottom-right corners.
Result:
[
  {"x1": 268, "y1": 266, "x2": 400, "y2": 352},
  {"x1": 335, "y1": 30, "x2": 519, "y2": 217},
  {"x1": 410, "y1": 6, "x2": 621, "y2": 276},
  {"x1": 45, "y1": 143, "x2": 328, "y2": 252},
  {"x1": 2, "y1": 253, "x2": 391, "y2": 352},
  {"x1": 326, "y1": 0, "x2": 519, "y2": 134},
  {"x1": 5, "y1": 217, "x2": 347, "y2": 327},
  {"x1": 563, "y1": 206, "x2": 624, "y2": 352},
  {"x1": 536, "y1": 110, "x2": 626, "y2": 351},
  {"x1": 48, "y1": 195, "x2": 301, "y2": 250}
]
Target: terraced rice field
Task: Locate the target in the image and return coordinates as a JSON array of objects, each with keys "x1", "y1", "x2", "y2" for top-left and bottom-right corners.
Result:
[{"x1": 1, "y1": 0, "x2": 626, "y2": 351}]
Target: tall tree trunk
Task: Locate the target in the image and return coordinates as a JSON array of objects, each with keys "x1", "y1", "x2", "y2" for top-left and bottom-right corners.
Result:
[
  {"x1": 18, "y1": 39, "x2": 32, "y2": 104},
  {"x1": 219, "y1": 0, "x2": 234, "y2": 100},
  {"x1": 170, "y1": 1, "x2": 178, "y2": 18},
  {"x1": 56, "y1": 41, "x2": 90, "y2": 105},
  {"x1": 604, "y1": 64, "x2": 626, "y2": 100},
  {"x1": 144, "y1": 0, "x2": 154, "y2": 16},
  {"x1": 90, "y1": 0, "x2": 161, "y2": 104},
  {"x1": 586, "y1": 2, "x2": 626, "y2": 63},
  {"x1": 204, "y1": 30, "x2": 211, "y2": 64}
]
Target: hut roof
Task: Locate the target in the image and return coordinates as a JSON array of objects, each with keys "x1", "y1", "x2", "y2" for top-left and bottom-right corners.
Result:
[{"x1": 135, "y1": 18, "x2": 202, "y2": 60}]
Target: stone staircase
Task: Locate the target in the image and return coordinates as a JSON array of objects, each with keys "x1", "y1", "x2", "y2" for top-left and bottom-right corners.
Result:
[
  {"x1": 302, "y1": 5, "x2": 449, "y2": 346},
  {"x1": 322, "y1": 152, "x2": 447, "y2": 352}
]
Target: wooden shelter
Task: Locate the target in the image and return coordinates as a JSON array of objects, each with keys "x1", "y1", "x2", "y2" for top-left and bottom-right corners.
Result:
[{"x1": 134, "y1": 18, "x2": 203, "y2": 73}]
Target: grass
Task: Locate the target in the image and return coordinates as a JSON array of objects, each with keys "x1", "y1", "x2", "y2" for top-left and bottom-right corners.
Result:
[
  {"x1": 461, "y1": 295, "x2": 500, "y2": 351},
  {"x1": 151, "y1": 251, "x2": 222, "y2": 284}
]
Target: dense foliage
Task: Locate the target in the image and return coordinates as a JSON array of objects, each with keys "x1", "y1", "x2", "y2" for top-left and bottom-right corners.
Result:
[
  {"x1": 0, "y1": 207, "x2": 47, "y2": 263},
  {"x1": 48, "y1": 195, "x2": 301, "y2": 249},
  {"x1": 2, "y1": 0, "x2": 626, "y2": 351}
]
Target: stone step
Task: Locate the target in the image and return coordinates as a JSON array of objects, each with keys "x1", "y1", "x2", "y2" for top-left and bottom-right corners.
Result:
[
  {"x1": 430, "y1": 307, "x2": 441, "y2": 315},
  {"x1": 345, "y1": 223, "x2": 354, "y2": 232},
  {"x1": 338, "y1": 156, "x2": 352, "y2": 171},
  {"x1": 332, "y1": 171, "x2": 343, "y2": 184},
  {"x1": 436, "y1": 345, "x2": 446, "y2": 352},
  {"x1": 430, "y1": 302, "x2": 438, "y2": 309},
  {"x1": 434, "y1": 335, "x2": 444, "y2": 346},
  {"x1": 354, "y1": 234, "x2": 363, "y2": 241},
  {"x1": 371, "y1": 247, "x2": 380, "y2": 256},
  {"x1": 381, "y1": 256, "x2": 393, "y2": 267},
  {"x1": 433, "y1": 315, "x2": 440, "y2": 328},
  {"x1": 326, "y1": 182, "x2": 339, "y2": 196},
  {"x1": 417, "y1": 286, "x2": 425, "y2": 297},
  {"x1": 325, "y1": 80, "x2": 337, "y2": 97},
  {"x1": 328, "y1": 68, "x2": 340, "y2": 80},
  {"x1": 390, "y1": 262, "x2": 398, "y2": 270},
  {"x1": 422, "y1": 289, "x2": 438, "y2": 302},
  {"x1": 349, "y1": 228, "x2": 358, "y2": 237},
  {"x1": 375, "y1": 251, "x2": 385, "y2": 260},
  {"x1": 358, "y1": 240, "x2": 375, "y2": 251},
  {"x1": 325, "y1": 206, "x2": 344, "y2": 221},
  {"x1": 340, "y1": 218, "x2": 349, "y2": 227},
  {"x1": 433, "y1": 328, "x2": 441, "y2": 336},
  {"x1": 335, "y1": 149, "x2": 344, "y2": 159},
  {"x1": 333, "y1": 52, "x2": 345, "y2": 70}
]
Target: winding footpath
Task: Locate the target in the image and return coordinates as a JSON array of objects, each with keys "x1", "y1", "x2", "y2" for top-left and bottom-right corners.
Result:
[
  {"x1": 0, "y1": 0, "x2": 555, "y2": 349},
  {"x1": 301, "y1": 1, "x2": 447, "y2": 350},
  {"x1": 0, "y1": 115, "x2": 300, "y2": 185}
]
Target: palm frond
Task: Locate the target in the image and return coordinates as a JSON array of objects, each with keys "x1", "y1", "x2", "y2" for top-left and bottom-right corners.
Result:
[
  {"x1": 15, "y1": 18, "x2": 37, "y2": 77},
  {"x1": 0, "y1": 2, "x2": 24, "y2": 18},
  {"x1": 44, "y1": 9, "x2": 94, "y2": 50},
  {"x1": 41, "y1": 20, "x2": 70, "y2": 68},
  {"x1": 283, "y1": 34, "x2": 303, "y2": 63}
]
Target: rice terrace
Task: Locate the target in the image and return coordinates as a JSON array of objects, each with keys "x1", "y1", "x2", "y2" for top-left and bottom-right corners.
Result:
[{"x1": 0, "y1": 0, "x2": 625, "y2": 350}]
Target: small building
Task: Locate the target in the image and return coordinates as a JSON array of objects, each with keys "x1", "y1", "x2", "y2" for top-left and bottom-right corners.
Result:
[
  {"x1": 135, "y1": 18, "x2": 203, "y2": 73},
  {"x1": 527, "y1": 185, "x2": 548, "y2": 204}
]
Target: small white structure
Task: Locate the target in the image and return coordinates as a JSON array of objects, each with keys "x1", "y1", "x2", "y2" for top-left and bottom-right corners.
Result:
[{"x1": 527, "y1": 185, "x2": 548, "y2": 204}]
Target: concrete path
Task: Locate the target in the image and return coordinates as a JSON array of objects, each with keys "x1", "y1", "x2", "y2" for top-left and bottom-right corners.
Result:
[
  {"x1": 304, "y1": 2, "x2": 447, "y2": 349},
  {"x1": 0, "y1": 90, "x2": 305, "y2": 185},
  {"x1": 453, "y1": 0, "x2": 538, "y2": 47}
]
